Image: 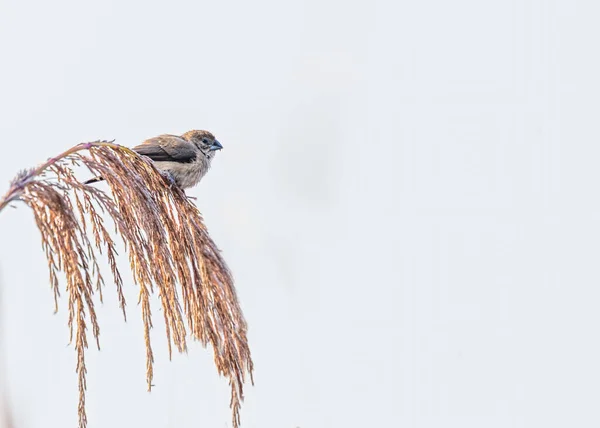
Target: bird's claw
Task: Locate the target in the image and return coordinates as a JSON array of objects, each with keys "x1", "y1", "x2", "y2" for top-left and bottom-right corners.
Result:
[{"x1": 160, "y1": 171, "x2": 177, "y2": 188}]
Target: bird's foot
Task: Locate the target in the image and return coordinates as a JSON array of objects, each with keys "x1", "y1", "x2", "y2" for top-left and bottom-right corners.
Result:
[
  {"x1": 160, "y1": 170, "x2": 177, "y2": 188},
  {"x1": 185, "y1": 193, "x2": 197, "y2": 201}
]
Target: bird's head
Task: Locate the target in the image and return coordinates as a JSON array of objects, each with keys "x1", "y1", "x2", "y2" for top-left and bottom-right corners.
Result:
[{"x1": 182, "y1": 130, "x2": 223, "y2": 158}]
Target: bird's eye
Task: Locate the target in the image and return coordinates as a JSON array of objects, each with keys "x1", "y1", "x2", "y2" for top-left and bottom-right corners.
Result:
[{"x1": 202, "y1": 138, "x2": 209, "y2": 144}]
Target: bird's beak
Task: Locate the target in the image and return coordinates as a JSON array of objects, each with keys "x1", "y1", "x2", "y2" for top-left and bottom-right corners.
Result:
[{"x1": 209, "y1": 140, "x2": 223, "y2": 151}]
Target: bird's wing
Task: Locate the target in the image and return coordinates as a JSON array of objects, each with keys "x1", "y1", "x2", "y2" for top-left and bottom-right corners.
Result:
[{"x1": 133, "y1": 135, "x2": 197, "y2": 163}]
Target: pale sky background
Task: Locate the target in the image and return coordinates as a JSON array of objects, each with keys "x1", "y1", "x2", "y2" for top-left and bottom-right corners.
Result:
[{"x1": 0, "y1": 0, "x2": 598, "y2": 427}]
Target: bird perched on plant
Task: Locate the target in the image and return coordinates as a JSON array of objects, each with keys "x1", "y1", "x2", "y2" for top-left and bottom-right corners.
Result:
[{"x1": 85, "y1": 130, "x2": 223, "y2": 189}]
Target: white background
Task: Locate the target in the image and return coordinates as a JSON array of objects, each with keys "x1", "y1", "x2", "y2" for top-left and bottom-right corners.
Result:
[{"x1": 0, "y1": 1, "x2": 598, "y2": 427}]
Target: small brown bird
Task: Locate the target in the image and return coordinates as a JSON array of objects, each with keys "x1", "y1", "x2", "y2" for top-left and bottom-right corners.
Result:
[{"x1": 85, "y1": 130, "x2": 223, "y2": 189}]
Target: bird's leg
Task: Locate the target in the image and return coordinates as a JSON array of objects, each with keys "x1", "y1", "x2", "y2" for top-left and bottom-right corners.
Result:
[
  {"x1": 158, "y1": 170, "x2": 196, "y2": 200},
  {"x1": 159, "y1": 170, "x2": 177, "y2": 189}
]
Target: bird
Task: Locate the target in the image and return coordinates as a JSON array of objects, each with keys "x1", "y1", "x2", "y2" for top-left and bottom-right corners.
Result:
[{"x1": 85, "y1": 130, "x2": 223, "y2": 190}]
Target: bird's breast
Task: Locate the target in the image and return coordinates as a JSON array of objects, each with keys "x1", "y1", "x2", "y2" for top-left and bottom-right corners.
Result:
[{"x1": 153, "y1": 157, "x2": 210, "y2": 189}]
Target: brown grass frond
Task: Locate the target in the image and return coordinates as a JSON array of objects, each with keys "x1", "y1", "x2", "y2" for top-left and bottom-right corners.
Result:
[{"x1": 0, "y1": 141, "x2": 254, "y2": 428}]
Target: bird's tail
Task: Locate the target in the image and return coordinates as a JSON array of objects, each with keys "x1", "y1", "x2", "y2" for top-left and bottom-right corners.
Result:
[{"x1": 84, "y1": 176, "x2": 105, "y2": 185}]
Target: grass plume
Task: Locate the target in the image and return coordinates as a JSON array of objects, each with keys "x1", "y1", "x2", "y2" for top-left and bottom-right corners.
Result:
[{"x1": 0, "y1": 141, "x2": 254, "y2": 428}]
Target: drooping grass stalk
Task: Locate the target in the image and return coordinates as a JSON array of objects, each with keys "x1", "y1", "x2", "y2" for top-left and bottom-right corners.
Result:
[{"x1": 0, "y1": 141, "x2": 254, "y2": 428}]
